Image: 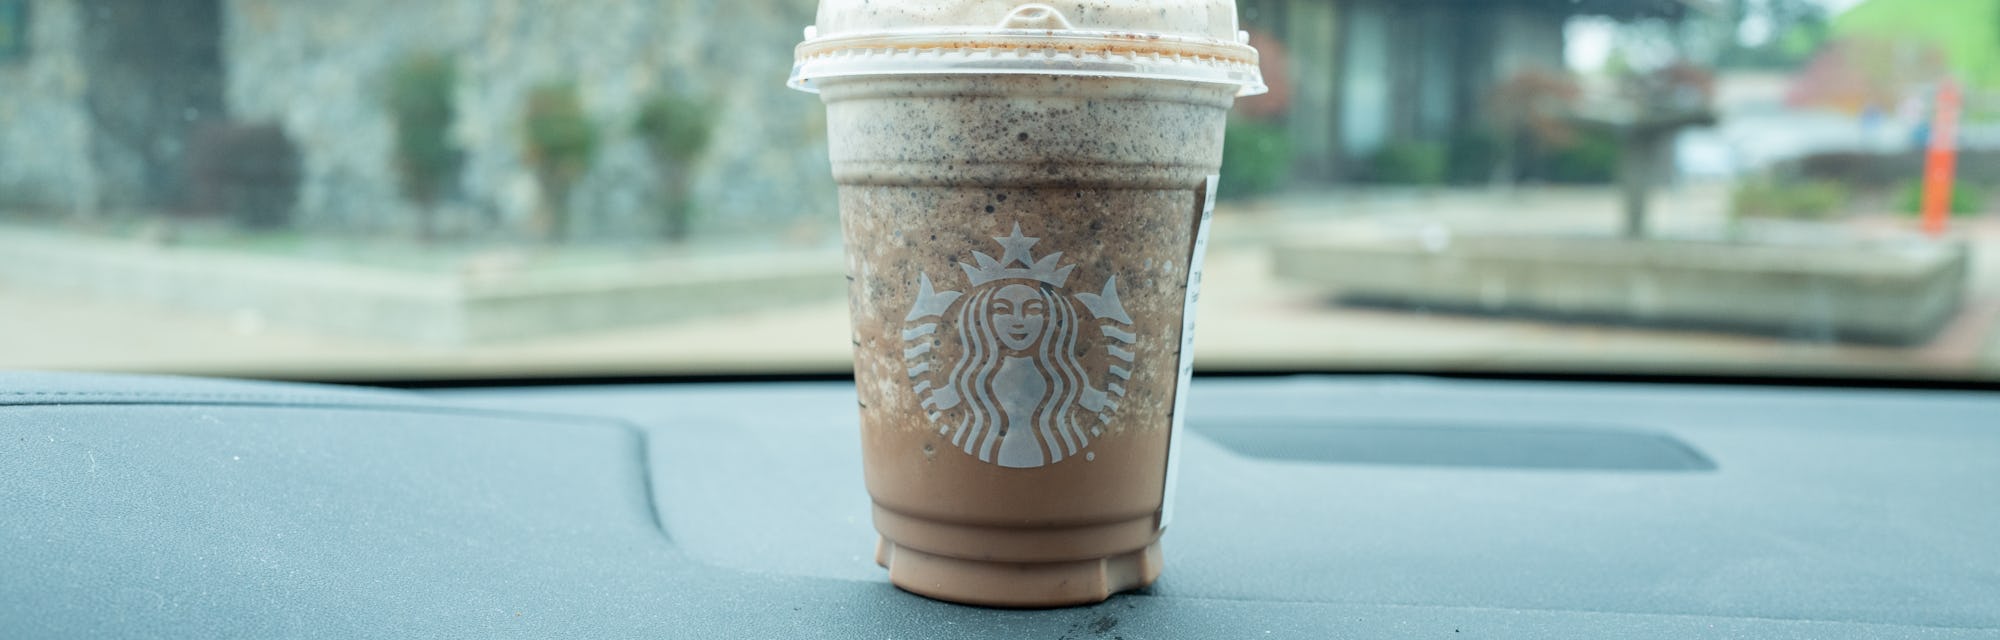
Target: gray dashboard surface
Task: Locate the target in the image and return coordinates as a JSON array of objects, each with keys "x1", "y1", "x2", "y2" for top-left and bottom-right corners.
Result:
[{"x1": 2, "y1": 371, "x2": 1996, "y2": 638}]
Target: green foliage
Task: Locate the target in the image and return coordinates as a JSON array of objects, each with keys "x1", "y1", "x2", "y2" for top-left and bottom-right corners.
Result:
[
  {"x1": 1369, "y1": 142, "x2": 1447, "y2": 185},
  {"x1": 635, "y1": 95, "x2": 714, "y2": 164},
  {"x1": 1835, "y1": 0, "x2": 2000, "y2": 91},
  {"x1": 387, "y1": 53, "x2": 460, "y2": 207},
  {"x1": 1717, "y1": 0, "x2": 1831, "y2": 70},
  {"x1": 1601, "y1": 49, "x2": 1631, "y2": 78},
  {"x1": 1218, "y1": 118, "x2": 1291, "y2": 200},
  {"x1": 635, "y1": 93, "x2": 716, "y2": 240},
  {"x1": 522, "y1": 82, "x2": 598, "y2": 240},
  {"x1": 1895, "y1": 180, "x2": 1988, "y2": 216},
  {"x1": 523, "y1": 82, "x2": 599, "y2": 193},
  {"x1": 1731, "y1": 179, "x2": 1850, "y2": 219},
  {"x1": 1446, "y1": 130, "x2": 1499, "y2": 185},
  {"x1": 1541, "y1": 131, "x2": 1618, "y2": 184}
]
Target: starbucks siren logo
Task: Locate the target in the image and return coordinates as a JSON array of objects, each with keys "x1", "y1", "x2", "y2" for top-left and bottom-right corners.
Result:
[{"x1": 902, "y1": 223, "x2": 1135, "y2": 469}]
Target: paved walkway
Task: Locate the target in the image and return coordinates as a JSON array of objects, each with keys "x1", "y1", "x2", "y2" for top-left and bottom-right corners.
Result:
[{"x1": 4, "y1": 186, "x2": 1997, "y2": 380}]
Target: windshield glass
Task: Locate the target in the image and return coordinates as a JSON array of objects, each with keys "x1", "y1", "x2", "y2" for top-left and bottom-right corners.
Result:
[{"x1": 3, "y1": 0, "x2": 1994, "y2": 382}]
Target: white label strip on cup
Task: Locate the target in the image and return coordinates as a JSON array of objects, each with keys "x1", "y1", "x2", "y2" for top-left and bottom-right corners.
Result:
[{"x1": 1160, "y1": 175, "x2": 1217, "y2": 531}]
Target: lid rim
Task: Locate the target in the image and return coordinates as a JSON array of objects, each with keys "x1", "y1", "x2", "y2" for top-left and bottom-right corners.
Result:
[
  {"x1": 788, "y1": 28, "x2": 1266, "y2": 97},
  {"x1": 796, "y1": 28, "x2": 1258, "y2": 64},
  {"x1": 808, "y1": 0, "x2": 1250, "y2": 47},
  {"x1": 788, "y1": 56, "x2": 1268, "y2": 98}
]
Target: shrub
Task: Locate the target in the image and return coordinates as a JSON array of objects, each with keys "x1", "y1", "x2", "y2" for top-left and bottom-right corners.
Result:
[
  {"x1": 1540, "y1": 129, "x2": 1618, "y2": 184},
  {"x1": 1896, "y1": 180, "x2": 1987, "y2": 216},
  {"x1": 387, "y1": 52, "x2": 461, "y2": 237},
  {"x1": 1218, "y1": 118, "x2": 1291, "y2": 200},
  {"x1": 635, "y1": 94, "x2": 715, "y2": 241},
  {"x1": 387, "y1": 54, "x2": 458, "y2": 202},
  {"x1": 522, "y1": 83, "x2": 598, "y2": 241},
  {"x1": 185, "y1": 123, "x2": 301, "y2": 229},
  {"x1": 1788, "y1": 150, "x2": 2000, "y2": 189},
  {"x1": 636, "y1": 95, "x2": 713, "y2": 165},
  {"x1": 1731, "y1": 179, "x2": 1849, "y2": 219},
  {"x1": 1446, "y1": 129, "x2": 1500, "y2": 185},
  {"x1": 1369, "y1": 141, "x2": 1448, "y2": 185}
]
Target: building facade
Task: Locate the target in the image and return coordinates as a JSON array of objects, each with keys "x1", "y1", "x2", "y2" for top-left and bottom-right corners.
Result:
[
  {"x1": 0, "y1": 0, "x2": 1700, "y2": 233},
  {"x1": 1240, "y1": 0, "x2": 1696, "y2": 183},
  {"x1": 0, "y1": 0, "x2": 833, "y2": 240}
]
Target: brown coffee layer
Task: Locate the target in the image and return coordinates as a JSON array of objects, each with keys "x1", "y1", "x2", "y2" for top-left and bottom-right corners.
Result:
[{"x1": 821, "y1": 73, "x2": 1232, "y2": 605}]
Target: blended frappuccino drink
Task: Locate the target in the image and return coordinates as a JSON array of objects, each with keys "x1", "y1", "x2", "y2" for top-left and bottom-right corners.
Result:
[{"x1": 790, "y1": 1, "x2": 1263, "y2": 608}]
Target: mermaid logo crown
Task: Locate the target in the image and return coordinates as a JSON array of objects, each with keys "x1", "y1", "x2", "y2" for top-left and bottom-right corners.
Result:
[{"x1": 960, "y1": 223, "x2": 1075, "y2": 287}]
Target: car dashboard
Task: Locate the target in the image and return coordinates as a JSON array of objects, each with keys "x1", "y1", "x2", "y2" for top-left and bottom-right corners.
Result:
[{"x1": 2, "y1": 371, "x2": 1996, "y2": 638}]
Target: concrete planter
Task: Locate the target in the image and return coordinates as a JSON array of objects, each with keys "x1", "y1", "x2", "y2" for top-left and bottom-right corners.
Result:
[
  {"x1": 1273, "y1": 231, "x2": 1970, "y2": 345},
  {"x1": 0, "y1": 229, "x2": 844, "y2": 346}
]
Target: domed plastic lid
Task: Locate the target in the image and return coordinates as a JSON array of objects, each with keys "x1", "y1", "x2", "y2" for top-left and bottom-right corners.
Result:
[{"x1": 789, "y1": 1, "x2": 1266, "y2": 96}]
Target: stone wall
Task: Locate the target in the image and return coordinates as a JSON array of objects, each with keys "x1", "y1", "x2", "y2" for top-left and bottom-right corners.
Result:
[
  {"x1": 223, "y1": 0, "x2": 835, "y2": 240},
  {"x1": 0, "y1": 0, "x2": 98, "y2": 216}
]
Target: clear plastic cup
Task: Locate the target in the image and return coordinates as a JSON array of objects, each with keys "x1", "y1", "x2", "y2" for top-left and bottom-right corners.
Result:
[{"x1": 791, "y1": 0, "x2": 1263, "y2": 608}]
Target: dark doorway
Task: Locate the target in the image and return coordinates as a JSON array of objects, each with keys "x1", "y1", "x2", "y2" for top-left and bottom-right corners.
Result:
[{"x1": 80, "y1": 0, "x2": 225, "y2": 211}]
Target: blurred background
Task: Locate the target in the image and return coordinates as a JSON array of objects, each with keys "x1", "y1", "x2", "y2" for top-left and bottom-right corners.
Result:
[{"x1": 1, "y1": 0, "x2": 1996, "y2": 381}]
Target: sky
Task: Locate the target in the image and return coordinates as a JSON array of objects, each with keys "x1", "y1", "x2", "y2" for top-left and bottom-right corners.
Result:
[{"x1": 1565, "y1": 0, "x2": 1871, "y2": 71}]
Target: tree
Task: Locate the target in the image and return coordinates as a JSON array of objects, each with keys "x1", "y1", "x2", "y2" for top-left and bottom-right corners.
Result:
[
  {"x1": 1834, "y1": 0, "x2": 2000, "y2": 92},
  {"x1": 635, "y1": 94, "x2": 714, "y2": 242},
  {"x1": 387, "y1": 53, "x2": 461, "y2": 241},
  {"x1": 522, "y1": 83, "x2": 598, "y2": 243},
  {"x1": 1485, "y1": 69, "x2": 1581, "y2": 189},
  {"x1": 1717, "y1": 0, "x2": 1831, "y2": 69}
]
